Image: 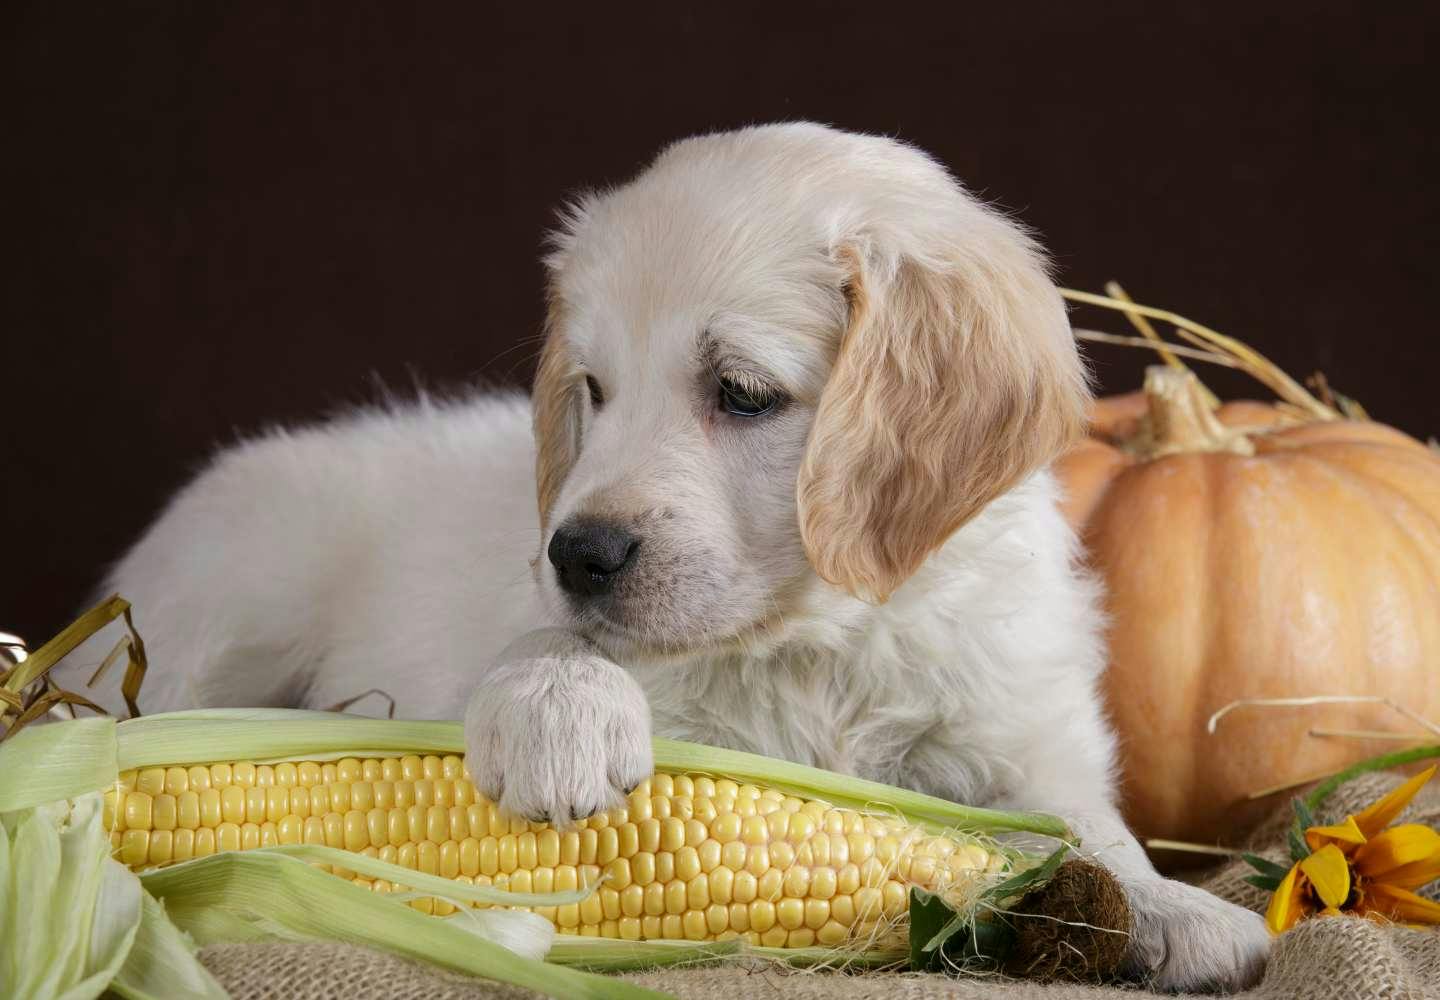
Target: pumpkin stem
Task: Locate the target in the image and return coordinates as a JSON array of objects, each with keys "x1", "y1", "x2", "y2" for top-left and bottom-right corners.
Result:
[{"x1": 1143, "y1": 366, "x2": 1256, "y2": 457}]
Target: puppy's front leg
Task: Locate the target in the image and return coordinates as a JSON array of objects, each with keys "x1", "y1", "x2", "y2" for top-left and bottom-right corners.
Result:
[
  {"x1": 901, "y1": 720, "x2": 1267, "y2": 991},
  {"x1": 984, "y1": 731, "x2": 1270, "y2": 993},
  {"x1": 463, "y1": 628, "x2": 652, "y2": 824},
  {"x1": 1053, "y1": 802, "x2": 1270, "y2": 992}
]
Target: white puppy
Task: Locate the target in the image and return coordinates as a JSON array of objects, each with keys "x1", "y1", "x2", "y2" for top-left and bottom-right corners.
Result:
[{"x1": 83, "y1": 123, "x2": 1267, "y2": 990}]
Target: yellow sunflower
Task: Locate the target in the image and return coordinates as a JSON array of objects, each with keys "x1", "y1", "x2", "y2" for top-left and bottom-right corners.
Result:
[{"x1": 1263, "y1": 765, "x2": 1440, "y2": 933}]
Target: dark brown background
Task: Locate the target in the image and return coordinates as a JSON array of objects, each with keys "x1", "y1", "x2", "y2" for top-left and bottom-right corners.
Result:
[{"x1": 4, "y1": 2, "x2": 1436, "y2": 642}]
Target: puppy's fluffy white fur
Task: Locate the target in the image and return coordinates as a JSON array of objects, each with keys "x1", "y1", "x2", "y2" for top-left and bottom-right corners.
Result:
[{"x1": 76, "y1": 124, "x2": 1267, "y2": 990}]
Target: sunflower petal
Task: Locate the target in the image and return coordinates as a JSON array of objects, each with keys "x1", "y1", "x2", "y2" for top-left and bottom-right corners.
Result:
[
  {"x1": 1305, "y1": 815, "x2": 1367, "y2": 852},
  {"x1": 1265, "y1": 863, "x2": 1309, "y2": 934},
  {"x1": 1354, "y1": 824, "x2": 1440, "y2": 879},
  {"x1": 1371, "y1": 849, "x2": 1440, "y2": 889},
  {"x1": 1351, "y1": 765, "x2": 1438, "y2": 839},
  {"x1": 1361, "y1": 882, "x2": 1440, "y2": 924},
  {"x1": 1299, "y1": 844, "x2": 1352, "y2": 910}
]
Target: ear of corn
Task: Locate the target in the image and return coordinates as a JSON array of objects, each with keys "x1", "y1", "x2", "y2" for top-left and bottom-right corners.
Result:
[
  {"x1": 2, "y1": 708, "x2": 1072, "y2": 997},
  {"x1": 105, "y1": 749, "x2": 1012, "y2": 950}
]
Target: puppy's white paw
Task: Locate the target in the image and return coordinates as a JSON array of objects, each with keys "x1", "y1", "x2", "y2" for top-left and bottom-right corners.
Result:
[
  {"x1": 463, "y1": 629, "x2": 652, "y2": 824},
  {"x1": 1123, "y1": 877, "x2": 1270, "y2": 993}
]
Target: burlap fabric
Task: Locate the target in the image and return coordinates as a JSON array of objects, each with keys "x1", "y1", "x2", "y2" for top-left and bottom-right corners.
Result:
[{"x1": 197, "y1": 775, "x2": 1440, "y2": 1000}]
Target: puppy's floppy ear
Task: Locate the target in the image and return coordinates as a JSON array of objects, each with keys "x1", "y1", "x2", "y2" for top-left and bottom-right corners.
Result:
[
  {"x1": 533, "y1": 195, "x2": 597, "y2": 531},
  {"x1": 797, "y1": 220, "x2": 1090, "y2": 603},
  {"x1": 533, "y1": 298, "x2": 580, "y2": 533}
]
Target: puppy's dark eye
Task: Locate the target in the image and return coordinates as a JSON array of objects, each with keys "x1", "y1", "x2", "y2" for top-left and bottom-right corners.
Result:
[
  {"x1": 585, "y1": 375, "x2": 605, "y2": 408},
  {"x1": 718, "y1": 376, "x2": 777, "y2": 417}
]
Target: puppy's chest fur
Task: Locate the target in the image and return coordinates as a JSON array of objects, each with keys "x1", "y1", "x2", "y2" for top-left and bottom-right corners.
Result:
[{"x1": 631, "y1": 612, "x2": 1030, "y2": 809}]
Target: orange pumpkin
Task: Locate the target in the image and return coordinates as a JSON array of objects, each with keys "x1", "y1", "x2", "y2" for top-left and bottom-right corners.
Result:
[{"x1": 1057, "y1": 366, "x2": 1440, "y2": 861}]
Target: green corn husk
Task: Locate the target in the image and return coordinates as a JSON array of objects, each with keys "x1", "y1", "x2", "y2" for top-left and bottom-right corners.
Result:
[
  {"x1": 0, "y1": 786, "x2": 226, "y2": 1000},
  {"x1": 2, "y1": 709, "x2": 1072, "y2": 998}
]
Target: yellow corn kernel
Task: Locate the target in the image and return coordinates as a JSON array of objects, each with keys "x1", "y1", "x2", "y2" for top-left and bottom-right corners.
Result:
[
  {"x1": 721, "y1": 840, "x2": 746, "y2": 872},
  {"x1": 172, "y1": 828, "x2": 195, "y2": 863},
  {"x1": 194, "y1": 828, "x2": 216, "y2": 858},
  {"x1": 674, "y1": 846, "x2": 701, "y2": 882},
  {"x1": 757, "y1": 868, "x2": 784, "y2": 902},
  {"x1": 124, "y1": 792, "x2": 153, "y2": 831},
  {"x1": 176, "y1": 790, "x2": 200, "y2": 830},
  {"x1": 219, "y1": 786, "x2": 245, "y2": 825},
  {"x1": 278, "y1": 815, "x2": 303, "y2": 845},
  {"x1": 776, "y1": 897, "x2": 806, "y2": 930},
  {"x1": 151, "y1": 794, "x2": 178, "y2": 832},
  {"x1": 788, "y1": 928, "x2": 815, "y2": 948},
  {"x1": 440, "y1": 841, "x2": 461, "y2": 879},
  {"x1": 621, "y1": 884, "x2": 645, "y2": 918},
  {"x1": 216, "y1": 822, "x2": 241, "y2": 853},
  {"x1": 121, "y1": 830, "x2": 150, "y2": 867},
  {"x1": 710, "y1": 865, "x2": 734, "y2": 904}
]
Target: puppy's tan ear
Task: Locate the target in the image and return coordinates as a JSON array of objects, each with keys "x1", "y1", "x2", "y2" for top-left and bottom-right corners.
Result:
[
  {"x1": 533, "y1": 302, "x2": 579, "y2": 532},
  {"x1": 533, "y1": 194, "x2": 596, "y2": 530},
  {"x1": 797, "y1": 236, "x2": 1089, "y2": 603}
]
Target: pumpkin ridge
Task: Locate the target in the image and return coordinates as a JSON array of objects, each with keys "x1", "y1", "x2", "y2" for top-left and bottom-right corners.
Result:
[
  {"x1": 1255, "y1": 421, "x2": 1433, "y2": 454},
  {"x1": 1284, "y1": 442, "x2": 1440, "y2": 547},
  {"x1": 1194, "y1": 450, "x2": 1231, "y2": 837},
  {"x1": 1269, "y1": 448, "x2": 1440, "y2": 601}
]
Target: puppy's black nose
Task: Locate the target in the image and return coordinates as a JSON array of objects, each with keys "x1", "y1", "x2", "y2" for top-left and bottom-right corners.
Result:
[{"x1": 548, "y1": 522, "x2": 640, "y2": 597}]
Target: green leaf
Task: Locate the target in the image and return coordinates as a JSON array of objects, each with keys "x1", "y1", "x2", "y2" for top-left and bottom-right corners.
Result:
[
  {"x1": 1241, "y1": 853, "x2": 1293, "y2": 881},
  {"x1": 908, "y1": 887, "x2": 1016, "y2": 972},
  {"x1": 964, "y1": 920, "x2": 1015, "y2": 963},
  {"x1": 1288, "y1": 824, "x2": 1310, "y2": 864},
  {"x1": 1242, "y1": 874, "x2": 1283, "y2": 892},
  {"x1": 1292, "y1": 797, "x2": 1317, "y2": 832},
  {"x1": 910, "y1": 887, "x2": 961, "y2": 966}
]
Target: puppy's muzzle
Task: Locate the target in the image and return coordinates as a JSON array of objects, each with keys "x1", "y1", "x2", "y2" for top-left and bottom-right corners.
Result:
[{"x1": 548, "y1": 520, "x2": 640, "y2": 598}]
